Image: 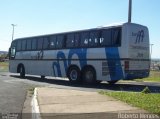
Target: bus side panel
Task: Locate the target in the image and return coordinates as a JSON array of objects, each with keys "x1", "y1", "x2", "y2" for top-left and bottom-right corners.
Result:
[
  {"x1": 51, "y1": 48, "x2": 125, "y2": 81},
  {"x1": 87, "y1": 48, "x2": 125, "y2": 81},
  {"x1": 53, "y1": 49, "x2": 69, "y2": 77},
  {"x1": 52, "y1": 49, "x2": 83, "y2": 77},
  {"x1": 10, "y1": 51, "x2": 55, "y2": 77},
  {"x1": 86, "y1": 48, "x2": 111, "y2": 81}
]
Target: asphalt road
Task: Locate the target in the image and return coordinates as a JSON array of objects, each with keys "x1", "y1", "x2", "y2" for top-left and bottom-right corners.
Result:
[
  {"x1": 0, "y1": 72, "x2": 160, "y2": 114},
  {"x1": 0, "y1": 73, "x2": 28, "y2": 113}
]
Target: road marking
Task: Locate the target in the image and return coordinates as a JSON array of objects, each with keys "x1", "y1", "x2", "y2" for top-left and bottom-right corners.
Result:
[
  {"x1": 32, "y1": 88, "x2": 41, "y2": 119},
  {"x1": 3, "y1": 80, "x2": 19, "y2": 84}
]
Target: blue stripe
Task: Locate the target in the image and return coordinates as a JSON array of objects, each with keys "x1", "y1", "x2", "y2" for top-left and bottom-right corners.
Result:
[
  {"x1": 105, "y1": 47, "x2": 124, "y2": 80},
  {"x1": 52, "y1": 62, "x2": 61, "y2": 77},
  {"x1": 52, "y1": 51, "x2": 67, "y2": 77},
  {"x1": 68, "y1": 48, "x2": 87, "y2": 69},
  {"x1": 52, "y1": 49, "x2": 87, "y2": 77}
]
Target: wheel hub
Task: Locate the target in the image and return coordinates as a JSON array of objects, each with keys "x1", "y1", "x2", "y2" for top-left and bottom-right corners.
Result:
[{"x1": 70, "y1": 70, "x2": 78, "y2": 80}]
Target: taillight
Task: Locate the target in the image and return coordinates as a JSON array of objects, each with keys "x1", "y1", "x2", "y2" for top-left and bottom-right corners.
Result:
[{"x1": 125, "y1": 61, "x2": 129, "y2": 71}]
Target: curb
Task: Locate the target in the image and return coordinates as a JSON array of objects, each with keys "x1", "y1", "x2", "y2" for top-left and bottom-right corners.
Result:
[{"x1": 31, "y1": 88, "x2": 41, "y2": 119}]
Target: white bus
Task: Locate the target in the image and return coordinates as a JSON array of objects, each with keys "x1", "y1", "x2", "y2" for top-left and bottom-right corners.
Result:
[{"x1": 9, "y1": 23, "x2": 150, "y2": 84}]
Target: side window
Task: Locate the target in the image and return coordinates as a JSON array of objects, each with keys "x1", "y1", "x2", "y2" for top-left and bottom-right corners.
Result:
[
  {"x1": 80, "y1": 32, "x2": 89, "y2": 47},
  {"x1": 26, "y1": 39, "x2": 32, "y2": 50},
  {"x1": 112, "y1": 28, "x2": 121, "y2": 46},
  {"x1": 74, "y1": 33, "x2": 80, "y2": 47},
  {"x1": 17, "y1": 40, "x2": 22, "y2": 51},
  {"x1": 89, "y1": 31, "x2": 99, "y2": 47},
  {"x1": 66, "y1": 34, "x2": 74, "y2": 48},
  {"x1": 101, "y1": 29, "x2": 112, "y2": 46},
  {"x1": 43, "y1": 37, "x2": 49, "y2": 50},
  {"x1": 56, "y1": 35, "x2": 64, "y2": 49},
  {"x1": 50, "y1": 35, "x2": 56, "y2": 49},
  {"x1": 37, "y1": 37, "x2": 43, "y2": 50},
  {"x1": 32, "y1": 39, "x2": 37, "y2": 50},
  {"x1": 22, "y1": 39, "x2": 26, "y2": 51}
]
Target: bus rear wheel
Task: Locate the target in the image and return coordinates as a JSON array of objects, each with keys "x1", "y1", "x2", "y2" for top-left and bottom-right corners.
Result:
[
  {"x1": 41, "y1": 76, "x2": 45, "y2": 79},
  {"x1": 19, "y1": 65, "x2": 25, "y2": 78},
  {"x1": 67, "y1": 66, "x2": 81, "y2": 83},
  {"x1": 82, "y1": 66, "x2": 96, "y2": 84}
]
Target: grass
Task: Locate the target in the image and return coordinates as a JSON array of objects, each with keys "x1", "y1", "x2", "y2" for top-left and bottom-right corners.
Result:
[
  {"x1": 135, "y1": 71, "x2": 160, "y2": 82},
  {"x1": 0, "y1": 62, "x2": 9, "y2": 72},
  {"x1": 99, "y1": 90, "x2": 160, "y2": 115}
]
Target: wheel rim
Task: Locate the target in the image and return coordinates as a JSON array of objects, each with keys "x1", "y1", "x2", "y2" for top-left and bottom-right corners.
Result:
[{"x1": 70, "y1": 69, "x2": 78, "y2": 81}]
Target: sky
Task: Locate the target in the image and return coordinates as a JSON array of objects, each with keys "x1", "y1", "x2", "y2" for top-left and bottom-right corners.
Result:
[{"x1": 0, "y1": 0, "x2": 160, "y2": 58}]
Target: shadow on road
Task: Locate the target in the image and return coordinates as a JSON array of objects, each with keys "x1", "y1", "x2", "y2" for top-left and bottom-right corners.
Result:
[{"x1": 10, "y1": 75, "x2": 160, "y2": 93}]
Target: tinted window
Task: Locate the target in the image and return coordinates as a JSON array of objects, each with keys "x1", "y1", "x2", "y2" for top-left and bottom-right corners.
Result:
[
  {"x1": 17, "y1": 40, "x2": 22, "y2": 51},
  {"x1": 11, "y1": 41, "x2": 17, "y2": 48},
  {"x1": 32, "y1": 39, "x2": 37, "y2": 50},
  {"x1": 101, "y1": 29, "x2": 112, "y2": 46},
  {"x1": 74, "y1": 33, "x2": 80, "y2": 47},
  {"x1": 50, "y1": 35, "x2": 56, "y2": 49},
  {"x1": 11, "y1": 47, "x2": 16, "y2": 58},
  {"x1": 43, "y1": 37, "x2": 49, "y2": 50},
  {"x1": 26, "y1": 39, "x2": 32, "y2": 50},
  {"x1": 89, "y1": 31, "x2": 99, "y2": 47},
  {"x1": 80, "y1": 32, "x2": 89, "y2": 47},
  {"x1": 22, "y1": 39, "x2": 26, "y2": 51},
  {"x1": 56, "y1": 35, "x2": 64, "y2": 49},
  {"x1": 66, "y1": 34, "x2": 74, "y2": 48},
  {"x1": 37, "y1": 37, "x2": 43, "y2": 50},
  {"x1": 112, "y1": 28, "x2": 121, "y2": 46}
]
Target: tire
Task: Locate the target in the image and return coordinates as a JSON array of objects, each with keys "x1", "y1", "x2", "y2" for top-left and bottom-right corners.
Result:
[
  {"x1": 82, "y1": 66, "x2": 96, "y2": 84},
  {"x1": 96, "y1": 80, "x2": 102, "y2": 84},
  {"x1": 41, "y1": 76, "x2": 45, "y2": 79},
  {"x1": 67, "y1": 66, "x2": 81, "y2": 83},
  {"x1": 19, "y1": 65, "x2": 25, "y2": 78},
  {"x1": 107, "y1": 80, "x2": 118, "y2": 85}
]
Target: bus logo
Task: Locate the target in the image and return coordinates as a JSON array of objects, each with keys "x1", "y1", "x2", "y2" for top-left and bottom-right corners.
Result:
[{"x1": 135, "y1": 30, "x2": 144, "y2": 44}]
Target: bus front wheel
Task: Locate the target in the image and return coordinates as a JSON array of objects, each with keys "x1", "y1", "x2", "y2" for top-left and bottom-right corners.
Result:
[
  {"x1": 19, "y1": 65, "x2": 25, "y2": 78},
  {"x1": 67, "y1": 66, "x2": 81, "y2": 83}
]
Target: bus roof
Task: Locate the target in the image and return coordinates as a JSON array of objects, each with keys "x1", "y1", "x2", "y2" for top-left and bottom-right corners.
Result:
[{"x1": 13, "y1": 22, "x2": 145, "y2": 41}]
